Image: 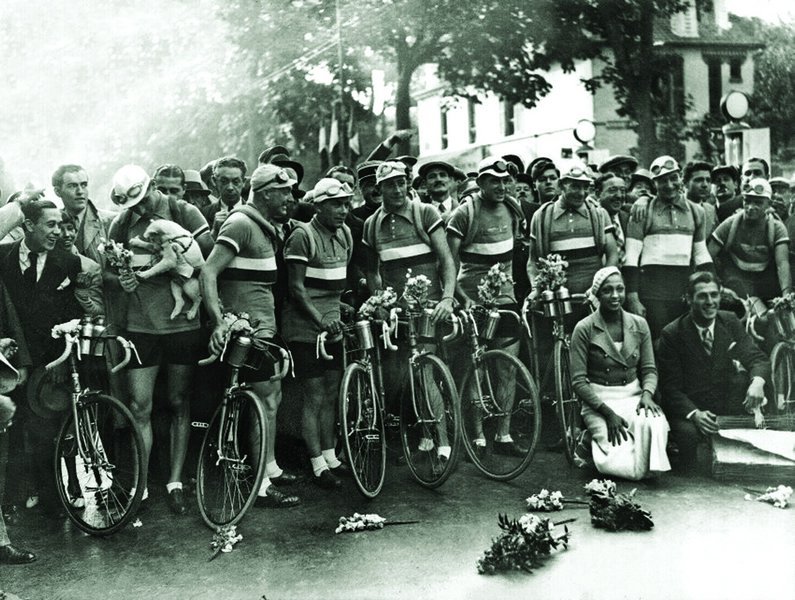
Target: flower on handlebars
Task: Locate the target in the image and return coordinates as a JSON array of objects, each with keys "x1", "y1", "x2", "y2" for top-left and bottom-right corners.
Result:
[
  {"x1": 51, "y1": 319, "x2": 82, "y2": 339},
  {"x1": 97, "y1": 239, "x2": 134, "y2": 273},
  {"x1": 221, "y1": 311, "x2": 253, "y2": 334},
  {"x1": 358, "y1": 288, "x2": 398, "y2": 320},
  {"x1": 477, "y1": 264, "x2": 514, "y2": 307},
  {"x1": 771, "y1": 293, "x2": 795, "y2": 312},
  {"x1": 532, "y1": 254, "x2": 568, "y2": 293},
  {"x1": 402, "y1": 270, "x2": 432, "y2": 310}
]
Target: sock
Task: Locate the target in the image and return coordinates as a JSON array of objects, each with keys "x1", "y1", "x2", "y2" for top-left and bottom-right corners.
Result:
[
  {"x1": 437, "y1": 445, "x2": 451, "y2": 459},
  {"x1": 266, "y1": 460, "x2": 282, "y2": 478},
  {"x1": 418, "y1": 437, "x2": 434, "y2": 451},
  {"x1": 166, "y1": 482, "x2": 183, "y2": 493},
  {"x1": 474, "y1": 437, "x2": 486, "y2": 447},
  {"x1": 311, "y1": 456, "x2": 329, "y2": 477},
  {"x1": 321, "y1": 449, "x2": 341, "y2": 469},
  {"x1": 496, "y1": 434, "x2": 514, "y2": 443},
  {"x1": 257, "y1": 476, "x2": 272, "y2": 497}
]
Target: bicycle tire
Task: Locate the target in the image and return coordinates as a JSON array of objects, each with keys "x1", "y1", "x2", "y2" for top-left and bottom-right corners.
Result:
[
  {"x1": 196, "y1": 389, "x2": 267, "y2": 529},
  {"x1": 340, "y1": 361, "x2": 386, "y2": 498},
  {"x1": 53, "y1": 393, "x2": 145, "y2": 536},
  {"x1": 460, "y1": 349, "x2": 541, "y2": 481},
  {"x1": 554, "y1": 339, "x2": 580, "y2": 465},
  {"x1": 400, "y1": 353, "x2": 461, "y2": 488},
  {"x1": 771, "y1": 342, "x2": 795, "y2": 416}
]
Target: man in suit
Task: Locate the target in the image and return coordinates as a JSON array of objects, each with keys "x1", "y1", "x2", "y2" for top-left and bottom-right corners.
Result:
[
  {"x1": 0, "y1": 200, "x2": 82, "y2": 515},
  {"x1": 658, "y1": 271, "x2": 770, "y2": 470},
  {"x1": 201, "y1": 157, "x2": 247, "y2": 239}
]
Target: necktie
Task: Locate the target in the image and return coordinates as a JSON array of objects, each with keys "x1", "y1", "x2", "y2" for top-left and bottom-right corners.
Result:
[
  {"x1": 701, "y1": 328, "x2": 713, "y2": 355},
  {"x1": 24, "y1": 251, "x2": 38, "y2": 285}
]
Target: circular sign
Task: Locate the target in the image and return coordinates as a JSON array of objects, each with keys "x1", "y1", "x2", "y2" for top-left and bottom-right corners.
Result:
[
  {"x1": 573, "y1": 119, "x2": 596, "y2": 144},
  {"x1": 720, "y1": 91, "x2": 749, "y2": 121}
]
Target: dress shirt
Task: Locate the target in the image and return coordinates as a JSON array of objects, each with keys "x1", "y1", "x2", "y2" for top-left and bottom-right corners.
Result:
[{"x1": 18, "y1": 239, "x2": 47, "y2": 282}]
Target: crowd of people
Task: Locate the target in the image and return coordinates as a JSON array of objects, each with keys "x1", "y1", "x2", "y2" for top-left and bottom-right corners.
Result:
[{"x1": 0, "y1": 131, "x2": 793, "y2": 564}]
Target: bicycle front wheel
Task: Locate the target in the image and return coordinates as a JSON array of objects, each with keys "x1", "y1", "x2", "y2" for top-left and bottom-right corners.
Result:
[
  {"x1": 554, "y1": 339, "x2": 581, "y2": 465},
  {"x1": 771, "y1": 342, "x2": 795, "y2": 417},
  {"x1": 54, "y1": 393, "x2": 145, "y2": 536},
  {"x1": 460, "y1": 349, "x2": 541, "y2": 481},
  {"x1": 400, "y1": 353, "x2": 461, "y2": 488},
  {"x1": 196, "y1": 389, "x2": 267, "y2": 529},
  {"x1": 340, "y1": 361, "x2": 386, "y2": 498}
]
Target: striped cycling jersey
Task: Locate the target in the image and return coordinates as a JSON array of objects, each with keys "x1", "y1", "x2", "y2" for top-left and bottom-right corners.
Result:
[
  {"x1": 448, "y1": 200, "x2": 515, "y2": 303},
  {"x1": 530, "y1": 198, "x2": 613, "y2": 294},
  {"x1": 215, "y1": 209, "x2": 278, "y2": 336},
  {"x1": 282, "y1": 217, "x2": 351, "y2": 343},
  {"x1": 362, "y1": 200, "x2": 443, "y2": 298},
  {"x1": 623, "y1": 195, "x2": 712, "y2": 300},
  {"x1": 711, "y1": 213, "x2": 789, "y2": 273}
]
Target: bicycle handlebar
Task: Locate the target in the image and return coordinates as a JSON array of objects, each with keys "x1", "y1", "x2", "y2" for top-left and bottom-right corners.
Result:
[
  {"x1": 45, "y1": 334, "x2": 77, "y2": 371},
  {"x1": 46, "y1": 333, "x2": 140, "y2": 372},
  {"x1": 441, "y1": 313, "x2": 460, "y2": 342},
  {"x1": 111, "y1": 337, "x2": 141, "y2": 373},
  {"x1": 317, "y1": 331, "x2": 334, "y2": 360}
]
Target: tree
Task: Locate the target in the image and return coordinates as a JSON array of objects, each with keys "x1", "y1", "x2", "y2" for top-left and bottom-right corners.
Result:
[
  {"x1": 746, "y1": 20, "x2": 795, "y2": 162},
  {"x1": 436, "y1": 0, "x2": 705, "y2": 167}
]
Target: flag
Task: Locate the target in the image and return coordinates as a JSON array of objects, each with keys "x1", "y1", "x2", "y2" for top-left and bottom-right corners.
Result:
[
  {"x1": 348, "y1": 110, "x2": 360, "y2": 164},
  {"x1": 329, "y1": 105, "x2": 340, "y2": 166},
  {"x1": 318, "y1": 123, "x2": 329, "y2": 173}
]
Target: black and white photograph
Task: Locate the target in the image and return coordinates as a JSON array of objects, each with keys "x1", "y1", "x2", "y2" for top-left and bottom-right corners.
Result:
[{"x1": 1, "y1": 0, "x2": 794, "y2": 598}]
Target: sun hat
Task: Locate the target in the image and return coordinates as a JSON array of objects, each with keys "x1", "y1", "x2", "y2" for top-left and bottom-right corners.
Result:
[{"x1": 110, "y1": 165, "x2": 150, "y2": 209}]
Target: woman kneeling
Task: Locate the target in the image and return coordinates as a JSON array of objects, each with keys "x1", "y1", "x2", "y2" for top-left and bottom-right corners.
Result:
[{"x1": 570, "y1": 267, "x2": 671, "y2": 480}]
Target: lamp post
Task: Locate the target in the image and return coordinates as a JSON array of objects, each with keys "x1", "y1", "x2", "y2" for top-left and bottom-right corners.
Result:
[{"x1": 720, "y1": 90, "x2": 750, "y2": 167}]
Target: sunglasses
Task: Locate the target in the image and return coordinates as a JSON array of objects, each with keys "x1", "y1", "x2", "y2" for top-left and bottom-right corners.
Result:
[{"x1": 112, "y1": 183, "x2": 144, "y2": 203}]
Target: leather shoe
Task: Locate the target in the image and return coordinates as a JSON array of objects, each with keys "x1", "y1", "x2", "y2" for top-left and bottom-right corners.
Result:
[
  {"x1": 166, "y1": 488, "x2": 187, "y2": 515},
  {"x1": 431, "y1": 454, "x2": 449, "y2": 477},
  {"x1": 330, "y1": 462, "x2": 350, "y2": 477},
  {"x1": 269, "y1": 471, "x2": 303, "y2": 487},
  {"x1": 493, "y1": 440, "x2": 528, "y2": 457},
  {"x1": 314, "y1": 470, "x2": 342, "y2": 489},
  {"x1": 255, "y1": 485, "x2": 301, "y2": 508},
  {"x1": 0, "y1": 544, "x2": 37, "y2": 564}
]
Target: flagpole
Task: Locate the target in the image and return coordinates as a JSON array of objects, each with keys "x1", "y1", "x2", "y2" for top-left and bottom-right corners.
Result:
[{"x1": 335, "y1": 0, "x2": 348, "y2": 165}]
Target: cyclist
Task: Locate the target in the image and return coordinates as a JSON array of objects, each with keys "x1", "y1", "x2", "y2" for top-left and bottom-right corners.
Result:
[
  {"x1": 528, "y1": 165, "x2": 618, "y2": 300},
  {"x1": 108, "y1": 165, "x2": 213, "y2": 515},
  {"x1": 200, "y1": 163, "x2": 301, "y2": 509},
  {"x1": 623, "y1": 156, "x2": 713, "y2": 338},
  {"x1": 447, "y1": 156, "x2": 527, "y2": 458},
  {"x1": 362, "y1": 161, "x2": 457, "y2": 465},
  {"x1": 283, "y1": 178, "x2": 353, "y2": 490},
  {"x1": 708, "y1": 178, "x2": 791, "y2": 302}
]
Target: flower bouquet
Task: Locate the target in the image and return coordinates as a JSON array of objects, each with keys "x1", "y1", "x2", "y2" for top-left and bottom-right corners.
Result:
[
  {"x1": 51, "y1": 319, "x2": 82, "y2": 339},
  {"x1": 357, "y1": 287, "x2": 398, "y2": 320},
  {"x1": 477, "y1": 264, "x2": 514, "y2": 308},
  {"x1": 209, "y1": 525, "x2": 243, "y2": 561},
  {"x1": 769, "y1": 292, "x2": 795, "y2": 339},
  {"x1": 584, "y1": 479, "x2": 653, "y2": 532},
  {"x1": 532, "y1": 254, "x2": 568, "y2": 293},
  {"x1": 97, "y1": 238, "x2": 134, "y2": 278},
  {"x1": 334, "y1": 513, "x2": 418, "y2": 534},
  {"x1": 402, "y1": 269, "x2": 432, "y2": 311},
  {"x1": 744, "y1": 485, "x2": 793, "y2": 509},
  {"x1": 526, "y1": 489, "x2": 589, "y2": 512},
  {"x1": 477, "y1": 513, "x2": 572, "y2": 575}
]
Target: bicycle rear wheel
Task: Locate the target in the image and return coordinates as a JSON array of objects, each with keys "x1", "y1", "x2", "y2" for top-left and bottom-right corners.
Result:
[
  {"x1": 196, "y1": 389, "x2": 267, "y2": 529},
  {"x1": 400, "y1": 353, "x2": 461, "y2": 488},
  {"x1": 54, "y1": 393, "x2": 145, "y2": 536},
  {"x1": 340, "y1": 362, "x2": 386, "y2": 498},
  {"x1": 554, "y1": 340, "x2": 580, "y2": 465},
  {"x1": 460, "y1": 349, "x2": 541, "y2": 481},
  {"x1": 771, "y1": 342, "x2": 795, "y2": 417}
]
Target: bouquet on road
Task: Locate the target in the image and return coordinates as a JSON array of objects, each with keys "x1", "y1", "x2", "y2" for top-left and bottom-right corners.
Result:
[
  {"x1": 477, "y1": 513, "x2": 572, "y2": 574},
  {"x1": 584, "y1": 479, "x2": 653, "y2": 532}
]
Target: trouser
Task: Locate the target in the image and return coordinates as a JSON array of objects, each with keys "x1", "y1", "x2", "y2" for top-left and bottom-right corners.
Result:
[
  {"x1": 640, "y1": 296, "x2": 687, "y2": 341},
  {"x1": 0, "y1": 431, "x2": 8, "y2": 546}
]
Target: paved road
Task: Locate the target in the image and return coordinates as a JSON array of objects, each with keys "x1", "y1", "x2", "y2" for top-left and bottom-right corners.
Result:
[{"x1": 2, "y1": 447, "x2": 793, "y2": 600}]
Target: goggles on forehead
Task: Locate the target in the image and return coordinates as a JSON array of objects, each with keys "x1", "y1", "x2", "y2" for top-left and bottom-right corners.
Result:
[
  {"x1": 253, "y1": 168, "x2": 291, "y2": 192},
  {"x1": 480, "y1": 159, "x2": 509, "y2": 174},
  {"x1": 318, "y1": 181, "x2": 353, "y2": 197},
  {"x1": 651, "y1": 160, "x2": 678, "y2": 175},
  {"x1": 377, "y1": 162, "x2": 406, "y2": 180},
  {"x1": 112, "y1": 183, "x2": 144, "y2": 203},
  {"x1": 743, "y1": 183, "x2": 770, "y2": 196}
]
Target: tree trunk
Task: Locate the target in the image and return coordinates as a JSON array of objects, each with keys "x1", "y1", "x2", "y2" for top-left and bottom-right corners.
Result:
[
  {"x1": 632, "y1": 3, "x2": 658, "y2": 167},
  {"x1": 395, "y1": 53, "x2": 414, "y2": 157}
]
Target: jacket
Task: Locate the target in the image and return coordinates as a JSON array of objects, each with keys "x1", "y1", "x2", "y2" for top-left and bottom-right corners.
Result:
[
  {"x1": 570, "y1": 308, "x2": 657, "y2": 411},
  {"x1": 658, "y1": 310, "x2": 770, "y2": 419}
]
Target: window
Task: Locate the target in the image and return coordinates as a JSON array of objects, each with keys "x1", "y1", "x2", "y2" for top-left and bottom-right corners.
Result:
[
  {"x1": 503, "y1": 101, "x2": 515, "y2": 137},
  {"x1": 708, "y1": 58, "x2": 722, "y2": 115},
  {"x1": 467, "y1": 99, "x2": 477, "y2": 144},
  {"x1": 730, "y1": 58, "x2": 743, "y2": 83},
  {"x1": 440, "y1": 106, "x2": 449, "y2": 150}
]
